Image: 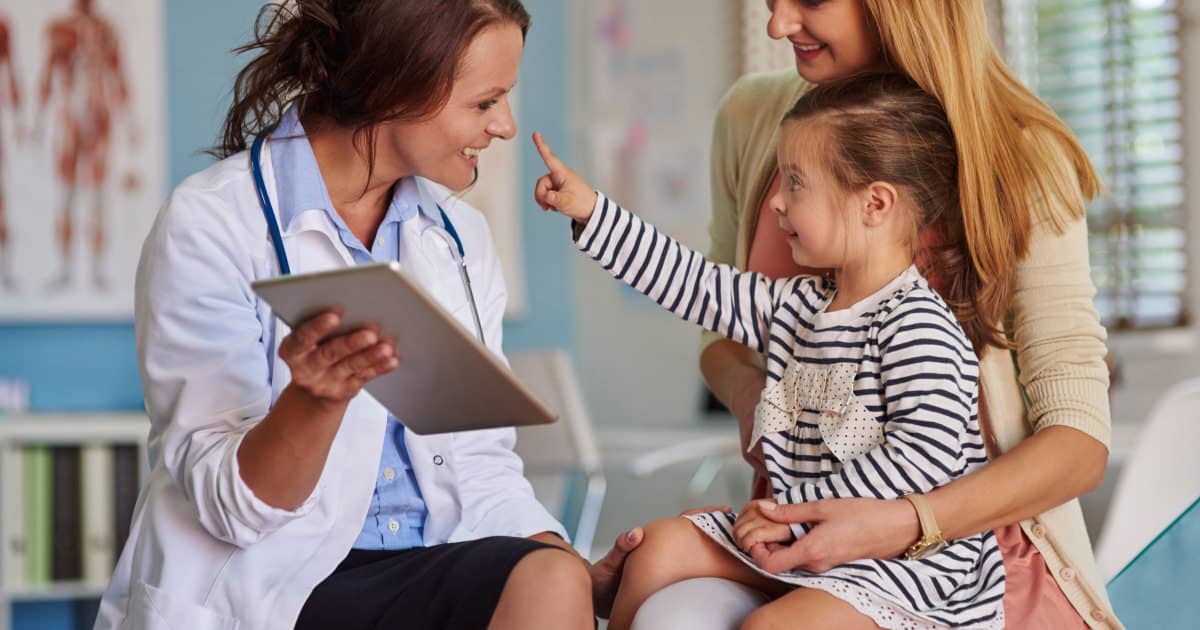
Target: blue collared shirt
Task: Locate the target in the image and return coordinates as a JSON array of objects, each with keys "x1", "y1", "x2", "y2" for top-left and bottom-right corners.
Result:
[{"x1": 270, "y1": 109, "x2": 428, "y2": 550}]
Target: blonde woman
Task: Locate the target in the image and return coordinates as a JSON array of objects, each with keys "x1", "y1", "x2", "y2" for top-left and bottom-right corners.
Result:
[{"x1": 635, "y1": 1, "x2": 1118, "y2": 628}]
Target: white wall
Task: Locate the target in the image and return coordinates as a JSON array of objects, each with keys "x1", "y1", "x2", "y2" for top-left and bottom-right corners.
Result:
[{"x1": 570, "y1": 0, "x2": 737, "y2": 429}]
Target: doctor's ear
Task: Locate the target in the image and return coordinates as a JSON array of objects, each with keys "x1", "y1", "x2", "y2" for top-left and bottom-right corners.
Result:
[{"x1": 859, "y1": 182, "x2": 899, "y2": 228}]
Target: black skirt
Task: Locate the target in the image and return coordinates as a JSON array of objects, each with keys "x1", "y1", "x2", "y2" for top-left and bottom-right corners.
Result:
[{"x1": 294, "y1": 536, "x2": 564, "y2": 630}]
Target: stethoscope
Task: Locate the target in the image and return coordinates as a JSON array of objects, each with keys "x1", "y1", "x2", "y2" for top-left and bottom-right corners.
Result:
[{"x1": 251, "y1": 135, "x2": 487, "y2": 345}]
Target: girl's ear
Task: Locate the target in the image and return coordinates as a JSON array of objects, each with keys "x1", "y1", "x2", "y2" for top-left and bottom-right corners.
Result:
[{"x1": 861, "y1": 181, "x2": 899, "y2": 227}]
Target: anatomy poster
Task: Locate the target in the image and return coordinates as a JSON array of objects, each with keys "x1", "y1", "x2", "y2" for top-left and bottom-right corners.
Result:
[{"x1": 0, "y1": 0, "x2": 164, "y2": 319}]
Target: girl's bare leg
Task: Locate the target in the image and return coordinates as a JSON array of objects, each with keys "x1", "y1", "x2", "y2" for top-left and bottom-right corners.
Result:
[
  {"x1": 741, "y1": 586, "x2": 883, "y2": 630},
  {"x1": 608, "y1": 517, "x2": 787, "y2": 630}
]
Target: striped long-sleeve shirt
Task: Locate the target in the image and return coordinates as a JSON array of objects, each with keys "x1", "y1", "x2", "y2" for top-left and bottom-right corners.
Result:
[{"x1": 574, "y1": 194, "x2": 1004, "y2": 629}]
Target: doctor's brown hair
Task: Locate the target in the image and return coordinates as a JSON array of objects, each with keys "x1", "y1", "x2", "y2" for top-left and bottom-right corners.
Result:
[
  {"x1": 781, "y1": 74, "x2": 985, "y2": 351},
  {"x1": 213, "y1": 0, "x2": 530, "y2": 164}
]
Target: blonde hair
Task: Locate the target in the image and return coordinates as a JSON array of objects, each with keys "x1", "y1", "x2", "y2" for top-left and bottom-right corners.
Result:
[{"x1": 864, "y1": 0, "x2": 1101, "y2": 349}]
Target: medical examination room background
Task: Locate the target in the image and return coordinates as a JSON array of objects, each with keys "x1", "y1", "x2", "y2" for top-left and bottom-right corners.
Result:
[{"x1": 0, "y1": 0, "x2": 1196, "y2": 628}]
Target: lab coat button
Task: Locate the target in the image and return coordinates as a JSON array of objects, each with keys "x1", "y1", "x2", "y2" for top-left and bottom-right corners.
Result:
[
  {"x1": 383, "y1": 467, "x2": 396, "y2": 481},
  {"x1": 388, "y1": 519, "x2": 400, "y2": 533},
  {"x1": 433, "y1": 455, "x2": 445, "y2": 466}
]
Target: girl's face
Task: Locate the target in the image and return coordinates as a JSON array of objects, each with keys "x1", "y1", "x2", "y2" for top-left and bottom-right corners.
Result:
[
  {"x1": 765, "y1": 0, "x2": 887, "y2": 84},
  {"x1": 769, "y1": 124, "x2": 866, "y2": 269},
  {"x1": 382, "y1": 23, "x2": 523, "y2": 190}
]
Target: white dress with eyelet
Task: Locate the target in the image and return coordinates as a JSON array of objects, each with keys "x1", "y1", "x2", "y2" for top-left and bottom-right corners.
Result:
[{"x1": 574, "y1": 194, "x2": 1005, "y2": 629}]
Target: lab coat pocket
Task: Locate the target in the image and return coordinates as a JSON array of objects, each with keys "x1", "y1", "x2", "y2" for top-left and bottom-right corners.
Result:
[
  {"x1": 817, "y1": 396, "x2": 883, "y2": 464},
  {"x1": 127, "y1": 581, "x2": 240, "y2": 630}
]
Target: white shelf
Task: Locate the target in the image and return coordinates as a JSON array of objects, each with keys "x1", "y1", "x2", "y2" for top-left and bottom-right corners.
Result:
[
  {"x1": 4, "y1": 581, "x2": 106, "y2": 602},
  {"x1": 0, "y1": 414, "x2": 148, "y2": 444},
  {"x1": 0, "y1": 413, "x2": 149, "y2": 630}
]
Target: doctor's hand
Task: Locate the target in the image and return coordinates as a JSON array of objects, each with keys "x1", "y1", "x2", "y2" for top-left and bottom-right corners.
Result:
[
  {"x1": 589, "y1": 527, "x2": 644, "y2": 619},
  {"x1": 532, "y1": 131, "x2": 597, "y2": 222},
  {"x1": 278, "y1": 309, "x2": 399, "y2": 406}
]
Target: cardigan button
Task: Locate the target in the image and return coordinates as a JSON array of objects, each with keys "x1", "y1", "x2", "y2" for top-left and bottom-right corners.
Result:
[
  {"x1": 1060, "y1": 567, "x2": 1076, "y2": 582},
  {"x1": 1030, "y1": 524, "x2": 1046, "y2": 538},
  {"x1": 1090, "y1": 609, "x2": 1106, "y2": 622}
]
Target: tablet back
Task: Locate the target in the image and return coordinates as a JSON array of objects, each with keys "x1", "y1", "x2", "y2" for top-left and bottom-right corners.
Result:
[{"x1": 252, "y1": 262, "x2": 558, "y2": 434}]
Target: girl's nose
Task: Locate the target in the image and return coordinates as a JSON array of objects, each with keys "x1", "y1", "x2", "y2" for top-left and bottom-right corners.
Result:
[{"x1": 768, "y1": 190, "x2": 787, "y2": 216}]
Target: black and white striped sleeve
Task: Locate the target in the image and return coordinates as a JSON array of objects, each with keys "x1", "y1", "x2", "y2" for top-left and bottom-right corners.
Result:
[
  {"x1": 780, "y1": 294, "x2": 980, "y2": 518},
  {"x1": 574, "y1": 192, "x2": 791, "y2": 353}
]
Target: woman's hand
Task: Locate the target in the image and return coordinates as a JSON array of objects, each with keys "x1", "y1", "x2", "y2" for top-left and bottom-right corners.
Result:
[
  {"x1": 733, "y1": 499, "x2": 794, "y2": 553},
  {"x1": 750, "y1": 498, "x2": 920, "y2": 574},
  {"x1": 279, "y1": 309, "x2": 399, "y2": 406},
  {"x1": 532, "y1": 131, "x2": 598, "y2": 222}
]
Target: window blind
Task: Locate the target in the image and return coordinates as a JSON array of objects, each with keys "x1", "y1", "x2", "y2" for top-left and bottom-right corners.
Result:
[{"x1": 1021, "y1": 0, "x2": 1188, "y2": 329}]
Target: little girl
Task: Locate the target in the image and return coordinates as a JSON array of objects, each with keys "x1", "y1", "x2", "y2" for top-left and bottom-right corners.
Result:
[{"x1": 533, "y1": 74, "x2": 1004, "y2": 630}]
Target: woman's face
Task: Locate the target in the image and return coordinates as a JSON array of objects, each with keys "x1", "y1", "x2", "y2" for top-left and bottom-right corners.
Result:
[
  {"x1": 384, "y1": 23, "x2": 524, "y2": 190},
  {"x1": 765, "y1": 0, "x2": 887, "y2": 84}
]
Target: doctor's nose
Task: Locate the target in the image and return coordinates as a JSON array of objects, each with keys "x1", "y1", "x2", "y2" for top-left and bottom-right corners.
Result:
[{"x1": 486, "y1": 104, "x2": 517, "y2": 141}]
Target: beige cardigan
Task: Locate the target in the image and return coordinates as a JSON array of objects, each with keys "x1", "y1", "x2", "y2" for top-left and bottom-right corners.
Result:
[{"x1": 701, "y1": 69, "x2": 1121, "y2": 629}]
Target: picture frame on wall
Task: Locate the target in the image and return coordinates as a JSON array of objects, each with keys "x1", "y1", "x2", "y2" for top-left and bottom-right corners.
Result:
[{"x1": 0, "y1": 0, "x2": 165, "y2": 321}]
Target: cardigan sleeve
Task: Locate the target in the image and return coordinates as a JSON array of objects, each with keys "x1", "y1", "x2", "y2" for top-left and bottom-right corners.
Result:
[{"x1": 1010, "y1": 213, "x2": 1112, "y2": 448}]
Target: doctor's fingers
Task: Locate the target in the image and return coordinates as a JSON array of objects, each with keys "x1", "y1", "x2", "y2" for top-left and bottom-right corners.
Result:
[
  {"x1": 278, "y1": 310, "x2": 344, "y2": 359},
  {"x1": 327, "y1": 339, "x2": 399, "y2": 386}
]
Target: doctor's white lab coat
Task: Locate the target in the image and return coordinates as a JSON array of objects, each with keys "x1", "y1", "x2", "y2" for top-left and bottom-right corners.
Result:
[{"x1": 94, "y1": 144, "x2": 566, "y2": 630}]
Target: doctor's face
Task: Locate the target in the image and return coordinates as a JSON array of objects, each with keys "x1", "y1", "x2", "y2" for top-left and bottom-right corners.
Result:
[{"x1": 383, "y1": 23, "x2": 523, "y2": 190}]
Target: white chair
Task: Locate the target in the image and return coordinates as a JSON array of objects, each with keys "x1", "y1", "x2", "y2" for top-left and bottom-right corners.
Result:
[
  {"x1": 508, "y1": 349, "x2": 606, "y2": 559},
  {"x1": 1094, "y1": 377, "x2": 1200, "y2": 581}
]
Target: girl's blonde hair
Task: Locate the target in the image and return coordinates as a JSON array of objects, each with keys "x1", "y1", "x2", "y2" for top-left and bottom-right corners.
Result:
[{"x1": 865, "y1": 0, "x2": 1101, "y2": 349}]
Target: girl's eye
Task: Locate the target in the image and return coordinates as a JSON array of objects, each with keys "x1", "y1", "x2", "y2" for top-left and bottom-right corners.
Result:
[
  {"x1": 478, "y1": 99, "x2": 498, "y2": 112},
  {"x1": 801, "y1": 0, "x2": 825, "y2": 7},
  {"x1": 789, "y1": 174, "x2": 804, "y2": 191}
]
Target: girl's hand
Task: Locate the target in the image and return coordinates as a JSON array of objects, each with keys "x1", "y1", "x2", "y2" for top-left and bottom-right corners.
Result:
[
  {"x1": 278, "y1": 309, "x2": 399, "y2": 406},
  {"x1": 732, "y1": 499, "x2": 795, "y2": 553},
  {"x1": 532, "y1": 131, "x2": 598, "y2": 222},
  {"x1": 752, "y1": 497, "x2": 920, "y2": 574}
]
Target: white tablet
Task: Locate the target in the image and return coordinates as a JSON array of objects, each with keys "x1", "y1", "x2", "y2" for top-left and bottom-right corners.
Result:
[{"x1": 251, "y1": 262, "x2": 558, "y2": 434}]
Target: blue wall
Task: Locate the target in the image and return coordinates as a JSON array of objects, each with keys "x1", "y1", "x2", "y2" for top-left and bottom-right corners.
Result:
[{"x1": 3, "y1": 1, "x2": 573, "y2": 627}]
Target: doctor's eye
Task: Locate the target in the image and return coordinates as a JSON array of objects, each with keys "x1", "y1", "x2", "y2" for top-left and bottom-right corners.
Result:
[{"x1": 478, "y1": 99, "x2": 498, "y2": 112}]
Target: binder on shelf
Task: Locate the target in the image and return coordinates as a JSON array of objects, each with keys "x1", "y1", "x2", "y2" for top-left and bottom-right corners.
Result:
[
  {"x1": 81, "y1": 444, "x2": 116, "y2": 585},
  {"x1": 51, "y1": 446, "x2": 83, "y2": 581},
  {"x1": 1, "y1": 444, "x2": 26, "y2": 588},
  {"x1": 23, "y1": 446, "x2": 52, "y2": 586},
  {"x1": 112, "y1": 444, "x2": 139, "y2": 558}
]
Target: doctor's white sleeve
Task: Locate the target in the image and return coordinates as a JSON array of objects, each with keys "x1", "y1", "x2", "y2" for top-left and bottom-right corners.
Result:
[
  {"x1": 449, "y1": 210, "x2": 568, "y2": 541},
  {"x1": 135, "y1": 187, "x2": 316, "y2": 549}
]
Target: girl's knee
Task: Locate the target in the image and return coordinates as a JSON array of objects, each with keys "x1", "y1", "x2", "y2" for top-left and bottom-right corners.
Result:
[
  {"x1": 634, "y1": 517, "x2": 703, "y2": 559},
  {"x1": 740, "y1": 605, "x2": 786, "y2": 630}
]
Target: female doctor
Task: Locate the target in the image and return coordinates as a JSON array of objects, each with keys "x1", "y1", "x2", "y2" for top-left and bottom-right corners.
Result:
[{"x1": 95, "y1": 2, "x2": 642, "y2": 629}]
